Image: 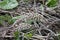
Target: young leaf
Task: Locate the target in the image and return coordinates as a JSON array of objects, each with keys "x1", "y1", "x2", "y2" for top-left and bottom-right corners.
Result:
[
  {"x1": 4, "y1": 14, "x2": 12, "y2": 22},
  {"x1": 9, "y1": 15, "x2": 25, "y2": 24},
  {"x1": 12, "y1": 16, "x2": 22, "y2": 20},
  {"x1": 0, "y1": 0, "x2": 18, "y2": 9},
  {"x1": 0, "y1": 14, "x2": 12, "y2": 25},
  {"x1": 46, "y1": 0, "x2": 58, "y2": 7},
  {"x1": 24, "y1": 33, "x2": 33, "y2": 38},
  {"x1": 14, "y1": 31, "x2": 20, "y2": 40},
  {"x1": 0, "y1": 20, "x2": 4, "y2": 26}
]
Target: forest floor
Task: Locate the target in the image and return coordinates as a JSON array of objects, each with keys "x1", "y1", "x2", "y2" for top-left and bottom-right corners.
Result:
[{"x1": 0, "y1": 0, "x2": 60, "y2": 40}]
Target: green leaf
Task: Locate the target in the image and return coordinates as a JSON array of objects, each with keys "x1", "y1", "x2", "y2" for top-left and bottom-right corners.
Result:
[
  {"x1": 0, "y1": 14, "x2": 12, "y2": 25},
  {"x1": 14, "y1": 31, "x2": 20, "y2": 40},
  {"x1": 8, "y1": 19, "x2": 16, "y2": 24},
  {"x1": 9, "y1": 15, "x2": 25, "y2": 24},
  {"x1": 0, "y1": 15, "x2": 5, "y2": 20},
  {"x1": 0, "y1": 0, "x2": 18, "y2": 9},
  {"x1": 12, "y1": 15, "x2": 24, "y2": 19},
  {"x1": 9, "y1": 16, "x2": 22, "y2": 23},
  {"x1": 4, "y1": 14, "x2": 12, "y2": 21},
  {"x1": 1, "y1": 14, "x2": 12, "y2": 22},
  {"x1": 24, "y1": 33, "x2": 33, "y2": 38},
  {"x1": 46, "y1": 0, "x2": 58, "y2": 7},
  {"x1": 0, "y1": 20, "x2": 4, "y2": 26}
]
